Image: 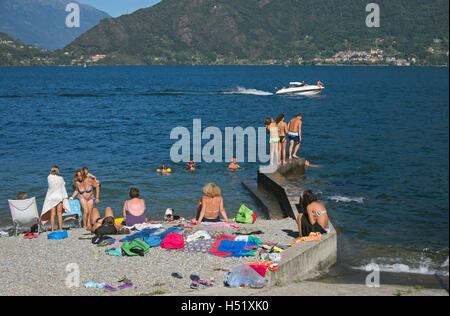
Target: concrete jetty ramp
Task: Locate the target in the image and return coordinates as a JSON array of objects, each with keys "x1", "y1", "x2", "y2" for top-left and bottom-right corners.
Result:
[{"x1": 243, "y1": 158, "x2": 337, "y2": 283}]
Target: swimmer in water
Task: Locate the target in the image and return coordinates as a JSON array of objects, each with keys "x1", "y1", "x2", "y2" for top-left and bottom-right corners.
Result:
[{"x1": 227, "y1": 157, "x2": 244, "y2": 170}]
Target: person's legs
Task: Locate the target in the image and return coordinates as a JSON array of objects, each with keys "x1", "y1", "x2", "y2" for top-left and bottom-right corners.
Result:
[
  {"x1": 50, "y1": 207, "x2": 56, "y2": 232},
  {"x1": 104, "y1": 207, "x2": 114, "y2": 218},
  {"x1": 293, "y1": 141, "x2": 301, "y2": 158},
  {"x1": 56, "y1": 202, "x2": 63, "y2": 231},
  {"x1": 281, "y1": 140, "x2": 287, "y2": 164},
  {"x1": 79, "y1": 198, "x2": 89, "y2": 229},
  {"x1": 289, "y1": 139, "x2": 294, "y2": 159},
  {"x1": 90, "y1": 207, "x2": 101, "y2": 227},
  {"x1": 86, "y1": 199, "x2": 95, "y2": 230}
]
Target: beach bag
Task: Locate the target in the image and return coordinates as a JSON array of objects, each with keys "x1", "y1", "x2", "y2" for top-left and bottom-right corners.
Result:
[
  {"x1": 161, "y1": 233, "x2": 185, "y2": 249},
  {"x1": 233, "y1": 205, "x2": 257, "y2": 224},
  {"x1": 225, "y1": 264, "x2": 267, "y2": 288},
  {"x1": 121, "y1": 238, "x2": 150, "y2": 257}
]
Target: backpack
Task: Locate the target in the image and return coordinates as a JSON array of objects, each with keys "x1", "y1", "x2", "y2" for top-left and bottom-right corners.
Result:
[
  {"x1": 95, "y1": 224, "x2": 117, "y2": 236},
  {"x1": 232, "y1": 205, "x2": 257, "y2": 224},
  {"x1": 121, "y1": 238, "x2": 150, "y2": 257},
  {"x1": 160, "y1": 233, "x2": 185, "y2": 249}
]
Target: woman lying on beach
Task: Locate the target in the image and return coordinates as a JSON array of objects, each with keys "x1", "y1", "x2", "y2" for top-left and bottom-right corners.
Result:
[
  {"x1": 296, "y1": 190, "x2": 329, "y2": 239},
  {"x1": 122, "y1": 188, "x2": 146, "y2": 227},
  {"x1": 69, "y1": 169, "x2": 100, "y2": 230},
  {"x1": 196, "y1": 183, "x2": 231, "y2": 224},
  {"x1": 89, "y1": 207, "x2": 128, "y2": 235},
  {"x1": 41, "y1": 166, "x2": 69, "y2": 232}
]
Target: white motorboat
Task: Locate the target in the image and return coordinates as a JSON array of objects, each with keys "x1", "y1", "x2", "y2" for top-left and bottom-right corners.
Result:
[{"x1": 276, "y1": 81, "x2": 324, "y2": 95}]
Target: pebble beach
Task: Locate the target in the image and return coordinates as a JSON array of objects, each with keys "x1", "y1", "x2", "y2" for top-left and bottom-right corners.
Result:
[{"x1": 0, "y1": 218, "x2": 298, "y2": 296}]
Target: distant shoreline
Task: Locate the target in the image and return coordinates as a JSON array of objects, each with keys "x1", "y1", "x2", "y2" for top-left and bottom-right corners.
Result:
[{"x1": 0, "y1": 64, "x2": 448, "y2": 68}]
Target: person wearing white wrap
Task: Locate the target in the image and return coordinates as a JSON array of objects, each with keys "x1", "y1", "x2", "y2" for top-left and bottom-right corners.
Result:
[{"x1": 41, "y1": 166, "x2": 68, "y2": 232}]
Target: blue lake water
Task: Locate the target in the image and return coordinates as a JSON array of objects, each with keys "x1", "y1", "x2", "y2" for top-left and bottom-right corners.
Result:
[{"x1": 0, "y1": 65, "x2": 448, "y2": 276}]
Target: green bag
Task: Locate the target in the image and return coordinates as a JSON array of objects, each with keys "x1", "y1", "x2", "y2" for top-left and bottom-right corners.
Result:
[
  {"x1": 121, "y1": 238, "x2": 150, "y2": 257},
  {"x1": 232, "y1": 204, "x2": 257, "y2": 224}
]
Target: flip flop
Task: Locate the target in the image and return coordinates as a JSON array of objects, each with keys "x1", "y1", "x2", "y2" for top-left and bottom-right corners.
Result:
[
  {"x1": 23, "y1": 232, "x2": 31, "y2": 239},
  {"x1": 171, "y1": 272, "x2": 183, "y2": 279},
  {"x1": 104, "y1": 284, "x2": 117, "y2": 291},
  {"x1": 118, "y1": 275, "x2": 127, "y2": 283},
  {"x1": 190, "y1": 281, "x2": 199, "y2": 289},
  {"x1": 199, "y1": 280, "x2": 213, "y2": 287},
  {"x1": 118, "y1": 282, "x2": 133, "y2": 289},
  {"x1": 190, "y1": 274, "x2": 200, "y2": 282}
]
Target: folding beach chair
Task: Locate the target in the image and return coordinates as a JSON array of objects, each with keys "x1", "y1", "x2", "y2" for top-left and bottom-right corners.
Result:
[
  {"x1": 8, "y1": 197, "x2": 42, "y2": 236},
  {"x1": 62, "y1": 199, "x2": 82, "y2": 228}
]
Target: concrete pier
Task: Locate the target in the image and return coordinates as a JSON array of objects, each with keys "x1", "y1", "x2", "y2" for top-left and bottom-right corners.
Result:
[{"x1": 242, "y1": 158, "x2": 337, "y2": 283}]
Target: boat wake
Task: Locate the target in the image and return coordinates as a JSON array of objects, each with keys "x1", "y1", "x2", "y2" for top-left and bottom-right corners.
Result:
[
  {"x1": 222, "y1": 86, "x2": 274, "y2": 96},
  {"x1": 327, "y1": 195, "x2": 365, "y2": 204}
]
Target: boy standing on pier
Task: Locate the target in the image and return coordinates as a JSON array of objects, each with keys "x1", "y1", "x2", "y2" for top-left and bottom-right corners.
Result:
[{"x1": 287, "y1": 113, "x2": 303, "y2": 160}]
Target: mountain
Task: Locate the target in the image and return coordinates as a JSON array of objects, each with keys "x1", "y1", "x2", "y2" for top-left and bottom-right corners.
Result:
[
  {"x1": 0, "y1": 31, "x2": 72, "y2": 65},
  {"x1": 62, "y1": 0, "x2": 449, "y2": 65},
  {"x1": 0, "y1": 0, "x2": 111, "y2": 50}
]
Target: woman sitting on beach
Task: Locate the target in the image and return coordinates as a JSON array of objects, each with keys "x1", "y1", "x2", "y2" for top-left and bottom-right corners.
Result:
[
  {"x1": 122, "y1": 188, "x2": 147, "y2": 227},
  {"x1": 296, "y1": 190, "x2": 329, "y2": 238},
  {"x1": 196, "y1": 183, "x2": 231, "y2": 224},
  {"x1": 89, "y1": 207, "x2": 128, "y2": 235},
  {"x1": 69, "y1": 169, "x2": 100, "y2": 230},
  {"x1": 41, "y1": 166, "x2": 69, "y2": 232}
]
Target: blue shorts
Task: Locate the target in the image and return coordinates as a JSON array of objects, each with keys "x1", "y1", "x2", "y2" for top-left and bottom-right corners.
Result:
[{"x1": 288, "y1": 133, "x2": 300, "y2": 143}]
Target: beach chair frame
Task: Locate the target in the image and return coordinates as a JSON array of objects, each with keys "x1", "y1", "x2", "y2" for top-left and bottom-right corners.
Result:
[{"x1": 8, "y1": 197, "x2": 43, "y2": 236}]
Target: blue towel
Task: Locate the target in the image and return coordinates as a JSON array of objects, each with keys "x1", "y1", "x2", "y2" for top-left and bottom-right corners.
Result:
[
  {"x1": 217, "y1": 239, "x2": 259, "y2": 257},
  {"x1": 120, "y1": 228, "x2": 161, "y2": 242},
  {"x1": 143, "y1": 227, "x2": 182, "y2": 247}
]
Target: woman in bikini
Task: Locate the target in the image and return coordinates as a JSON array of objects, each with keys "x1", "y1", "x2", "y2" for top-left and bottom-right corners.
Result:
[
  {"x1": 69, "y1": 169, "x2": 100, "y2": 230},
  {"x1": 264, "y1": 118, "x2": 281, "y2": 168},
  {"x1": 196, "y1": 183, "x2": 231, "y2": 224},
  {"x1": 296, "y1": 190, "x2": 329, "y2": 239},
  {"x1": 276, "y1": 114, "x2": 288, "y2": 166},
  {"x1": 122, "y1": 188, "x2": 146, "y2": 227}
]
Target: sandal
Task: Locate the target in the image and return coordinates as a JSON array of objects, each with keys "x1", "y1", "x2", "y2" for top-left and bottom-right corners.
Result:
[
  {"x1": 199, "y1": 280, "x2": 213, "y2": 287},
  {"x1": 118, "y1": 282, "x2": 133, "y2": 289},
  {"x1": 190, "y1": 274, "x2": 200, "y2": 282},
  {"x1": 190, "y1": 281, "x2": 199, "y2": 289},
  {"x1": 104, "y1": 284, "x2": 117, "y2": 291},
  {"x1": 171, "y1": 272, "x2": 183, "y2": 279}
]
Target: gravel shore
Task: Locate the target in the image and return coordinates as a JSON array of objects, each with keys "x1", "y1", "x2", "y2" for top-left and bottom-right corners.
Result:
[{"x1": 0, "y1": 218, "x2": 298, "y2": 296}]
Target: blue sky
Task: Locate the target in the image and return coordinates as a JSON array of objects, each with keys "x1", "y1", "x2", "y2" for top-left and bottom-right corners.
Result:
[{"x1": 78, "y1": 0, "x2": 161, "y2": 17}]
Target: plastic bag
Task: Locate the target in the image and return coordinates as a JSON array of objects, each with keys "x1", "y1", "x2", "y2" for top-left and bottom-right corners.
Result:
[{"x1": 225, "y1": 264, "x2": 267, "y2": 288}]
